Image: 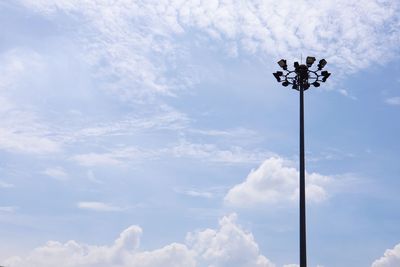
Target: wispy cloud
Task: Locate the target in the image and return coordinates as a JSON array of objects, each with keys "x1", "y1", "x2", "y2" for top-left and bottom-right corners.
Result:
[
  {"x1": 0, "y1": 180, "x2": 15, "y2": 188},
  {"x1": 0, "y1": 49, "x2": 62, "y2": 154},
  {"x1": 385, "y1": 97, "x2": 400, "y2": 106},
  {"x1": 18, "y1": 0, "x2": 400, "y2": 104},
  {"x1": 0, "y1": 206, "x2": 18, "y2": 213},
  {"x1": 42, "y1": 167, "x2": 68, "y2": 180},
  {"x1": 174, "y1": 187, "x2": 223, "y2": 199},
  {"x1": 71, "y1": 139, "x2": 272, "y2": 167},
  {"x1": 77, "y1": 201, "x2": 125, "y2": 212}
]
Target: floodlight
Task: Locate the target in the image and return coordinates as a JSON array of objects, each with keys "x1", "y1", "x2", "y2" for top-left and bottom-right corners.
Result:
[
  {"x1": 321, "y1": 71, "x2": 331, "y2": 82},
  {"x1": 273, "y1": 71, "x2": 283, "y2": 82},
  {"x1": 317, "y1": 59, "x2": 327, "y2": 70},
  {"x1": 312, "y1": 81, "x2": 320, "y2": 87},
  {"x1": 282, "y1": 81, "x2": 290, "y2": 87},
  {"x1": 292, "y1": 81, "x2": 298, "y2": 90},
  {"x1": 306, "y1": 56, "x2": 316, "y2": 67},
  {"x1": 277, "y1": 59, "x2": 288, "y2": 70},
  {"x1": 294, "y1": 61, "x2": 300, "y2": 69}
]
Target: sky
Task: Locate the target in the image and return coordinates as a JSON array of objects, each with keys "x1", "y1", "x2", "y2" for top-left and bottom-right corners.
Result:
[{"x1": 0, "y1": 0, "x2": 400, "y2": 266}]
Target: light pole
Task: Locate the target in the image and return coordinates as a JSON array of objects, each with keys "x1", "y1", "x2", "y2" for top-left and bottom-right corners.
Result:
[{"x1": 273, "y1": 57, "x2": 331, "y2": 267}]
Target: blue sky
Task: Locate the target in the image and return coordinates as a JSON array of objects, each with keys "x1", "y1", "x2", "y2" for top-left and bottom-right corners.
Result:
[{"x1": 0, "y1": 1, "x2": 400, "y2": 267}]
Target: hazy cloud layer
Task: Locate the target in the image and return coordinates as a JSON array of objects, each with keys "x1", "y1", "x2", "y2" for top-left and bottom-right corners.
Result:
[{"x1": 18, "y1": 0, "x2": 400, "y2": 101}]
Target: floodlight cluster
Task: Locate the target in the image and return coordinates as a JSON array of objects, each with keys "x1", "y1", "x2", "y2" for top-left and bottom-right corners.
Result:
[{"x1": 273, "y1": 57, "x2": 331, "y2": 91}]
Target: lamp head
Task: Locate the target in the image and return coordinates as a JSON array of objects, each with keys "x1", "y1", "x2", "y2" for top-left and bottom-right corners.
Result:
[
  {"x1": 317, "y1": 59, "x2": 327, "y2": 70},
  {"x1": 306, "y1": 56, "x2": 316, "y2": 67},
  {"x1": 321, "y1": 71, "x2": 331, "y2": 82},
  {"x1": 282, "y1": 81, "x2": 290, "y2": 87},
  {"x1": 312, "y1": 81, "x2": 320, "y2": 87},
  {"x1": 292, "y1": 81, "x2": 298, "y2": 90},
  {"x1": 273, "y1": 71, "x2": 283, "y2": 82},
  {"x1": 277, "y1": 59, "x2": 288, "y2": 70}
]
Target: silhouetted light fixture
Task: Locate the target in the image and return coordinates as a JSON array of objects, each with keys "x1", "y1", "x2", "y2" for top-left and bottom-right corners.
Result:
[
  {"x1": 321, "y1": 70, "x2": 331, "y2": 82},
  {"x1": 273, "y1": 71, "x2": 283, "y2": 82},
  {"x1": 312, "y1": 81, "x2": 320, "y2": 87},
  {"x1": 306, "y1": 56, "x2": 316, "y2": 67},
  {"x1": 317, "y1": 58, "x2": 327, "y2": 70},
  {"x1": 272, "y1": 57, "x2": 331, "y2": 267},
  {"x1": 277, "y1": 59, "x2": 288, "y2": 70}
]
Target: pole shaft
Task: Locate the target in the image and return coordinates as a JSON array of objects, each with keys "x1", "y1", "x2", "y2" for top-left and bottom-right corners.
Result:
[{"x1": 299, "y1": 83, "x2": 307, "y2": 267}]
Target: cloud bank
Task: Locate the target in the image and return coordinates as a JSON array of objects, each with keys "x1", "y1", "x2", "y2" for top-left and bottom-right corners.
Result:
[{"x1": 2, "y1": 214, "x2": 275, "y2": 267}]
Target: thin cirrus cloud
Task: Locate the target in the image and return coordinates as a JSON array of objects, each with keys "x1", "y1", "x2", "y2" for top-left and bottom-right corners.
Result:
[
  {"x1": 77, "y1": 201, "x2": 125, "y2": 212},
  {"x1": 18, "y1": 0, "x2": 400, "y2": 102},
  {"x1": 225, "y1": 157, "x2": 332, "y2": 207},
  {"x1": 70, "y1": 140, "x2": 272, "y2": 167},
  {"x1": 42, "y1": 167, "x2": 68, "y2": 180},
  {"x1": 385, "y1": 97, "x2": 400, "y2": 106},
  {"x1": 0, "y1": 180, "x2": 15, "y2": 188},
  {"x1": 0, "y1": 49, "x2": 61, "y2": 154},
  {"x1": 0, "y1": 206, "x2": 18, "y2": 213},
  {"x1": 1, "y1": 214, "x2": 277, "y2": 267}
]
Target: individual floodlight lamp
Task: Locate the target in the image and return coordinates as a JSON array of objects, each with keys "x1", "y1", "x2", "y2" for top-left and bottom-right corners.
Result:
[
  {"x1": 317, "y1": 59, "x2": 327, "y2": 70},
  {"x1": 277, "y1": 59, "x2": 288, "y2": 70},
  {"x1": 273, "y1": 71, "x2": 283, "y2": 82},
  {"x1": 306, "y1": 56, "x2": 316, "y2": 67},
  {"x1": 321, "y1": 71, "x2": 331, "y2": 82},
  {"x1": 312, "y1": 81, "x2": 320, "y2": 87}
]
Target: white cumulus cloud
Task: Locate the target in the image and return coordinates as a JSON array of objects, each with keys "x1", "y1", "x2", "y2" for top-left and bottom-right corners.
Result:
[
  {"x1": 372, "y1": 243, "x2": 400, "y2": 267},
  {"x1": 1, "y1": 214, "x2": 278, "y2": 267},
  {"x1": 225, "y1": 157, "x2": 332, "y2": 207}
]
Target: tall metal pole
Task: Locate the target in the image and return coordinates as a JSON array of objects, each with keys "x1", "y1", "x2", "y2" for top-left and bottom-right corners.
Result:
[
  {"x1": 299, "y1": 80, "x2": 307, "y2": 267},
  {"x1": 273, "y1": 57, "x2": 331, "y2": 267}
]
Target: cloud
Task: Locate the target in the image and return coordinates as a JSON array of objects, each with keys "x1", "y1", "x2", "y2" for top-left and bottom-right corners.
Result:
[
  {"x1": 19, "y1": 0, "x2": 186, "y2": 101},
  {"x1": 187, "y1": 214, "x2": 275, "y2": 267},
  {"x1": 177, "y1": 0, "x2": 400, "y2": 72},
  {"x1": 225, "y1": 157, "x2": 332, "y2": 207},
  {"x1": 167, "y1": 140, "x2": 273, "y2": 164},
  {"x1": 0, "y1": 206, "x2": 18, "y2": 213},
  {"x1": 372, "y1": 243, "x2": 400, "y2": 267},
  {"x1": 1, "y1": 214, "x2": 278, "y2": 267},
  {"x1": 71, "y1": 153, "x2": 125, "y2": 167},
  {"x1": 385, "y1": 97, "x2": 400, "y2": 106},
  {"x1": 77, "y1": 202, "x2": 125, "y2": 212},
  {"x1": 18, "y1": 0, "x2": 400, "y2": 104},
  {"x1": 0, "y1": 180, "x2": 15, "y2": 188},
  {"x1": 174, "y1": 187, "x2": 215, "y2": 199},
  {"x1": 71, "y1": 140, "x2": 272, "y2": 167},
  {"x1": 0, "y1": 49, "x2": 62, "y2": 154},
  {"x1": 42, "y1": 167, "x2": 68, "y2": 180}
]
